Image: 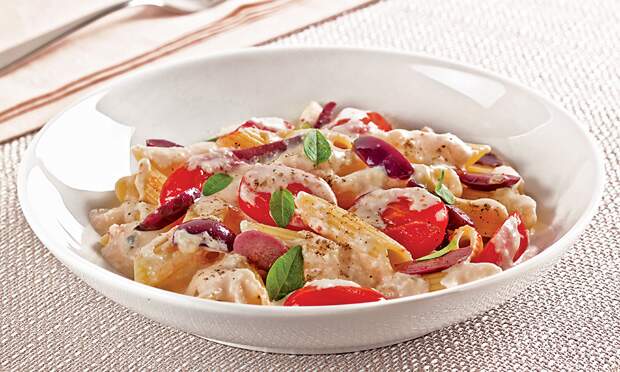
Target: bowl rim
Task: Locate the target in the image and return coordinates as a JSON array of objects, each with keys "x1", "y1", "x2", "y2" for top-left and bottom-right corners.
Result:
[{"x1": 17, "y1": 45, "x2": 606, "y2": 315}]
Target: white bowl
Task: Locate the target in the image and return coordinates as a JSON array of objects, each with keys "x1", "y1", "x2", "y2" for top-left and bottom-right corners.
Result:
[{"x1": 18, "y1": 47, "x2": 604, "y2": 354}]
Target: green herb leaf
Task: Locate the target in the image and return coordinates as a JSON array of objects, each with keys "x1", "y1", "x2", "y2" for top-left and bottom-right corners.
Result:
[
  {"x1": 416, "y1": 236, "x2": 459, "y2": 261},
  {"x1": 202, "y1": 173, "x2": 233, "y2": 196},
  {"x1": 266, "y1": 245, "x2": 305, "y2": 300},
  {"x1": 434, "y1": 170, "x2": 455, "y2": 204},
  {"x1": 206, "y1": 136, "x2": 219, "y2": 142},
  {"x1": 303, "y1": 130, "x2": 332, "y2": 165},
  {"x1": 269, "y1": 188, "x2": 295, "y2": 228}
]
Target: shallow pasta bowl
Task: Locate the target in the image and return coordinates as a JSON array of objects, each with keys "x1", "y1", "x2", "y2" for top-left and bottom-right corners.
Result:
[{"x1": 18, "y1": 47, "x2": 604, "y2": 354}]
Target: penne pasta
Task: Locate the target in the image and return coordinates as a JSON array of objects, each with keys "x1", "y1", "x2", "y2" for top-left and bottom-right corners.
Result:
[
  {"x1": 450, "y1": 225, "x2": 484, "y2": 258},
  {"x1": 133, "y1": 231, "x2": 222, "y2": 293},
  {"x1": 143, "y1": 166, "x2": 167, "y2": 205},
  {"x1": 114, "y1": 160, "x2": 167, "y2": 205},
  {"x1": 216, "y1": 127, "x2": 277, "y2": 149},
  {"x1": 422, "y1": 271, "x2": 447, "y2": 292},
  {"x1": 294, "y1": 191, "x2": 413, "y2": 264},
  {"x1": 90, "y1": 101, "x2": 539, "y2": 306},
  {"x1": 454, "y1": 197, "x2": 509, "y2": 237},
  {"x1": 465, "y1": 143, "x2": 492, "y2": 171},
  {"x1": 240, "y1": 220, "x2": 303, "y2": 242}
]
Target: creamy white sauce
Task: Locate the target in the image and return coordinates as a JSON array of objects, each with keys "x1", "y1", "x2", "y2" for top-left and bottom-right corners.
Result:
[
  {"x1": 298, "y1": 101, "x2": 323, "y2": 127},
  {"x1": 350, "y1": 187, "x2": 442, "y2": 229},
  {"x1": 440, "y1": 262, "x2": 502, "y2": 288},
  {"x1": 410, "y1": 164, "x2": 463, "y2": 196},
  {"x1": 490, "y1": 188, "x2": 537, "y2": 228},
  {"x1": 331, "y1": 167, "x2": 407, "y2": 205},
  {"x1": 324, "y1": 107, "x2": 384, "y2": 138},
  {"x1": 491, "y1": 216, "x2": 522, "y2": 269},
  {"x1": 173, "y1": 228, "x2": 228, "y2": 254},
  {"x1": 187, "y1": 147, "x2": 240, "y2": 174},
  {"x1": 332, "y1": 107, "x2": 369, "y2": 122},
  {"x1": 493, "y1": 165, "x2": 520, "y2": 178},
  {"x1": 376, "y1": 273, "x2": 429, "y2": 298},
  {"x1": 250, "y1": 117, "x2": 291, "y2": 132},
  {"x1": 274, "y1": 134, "x2": 349, "y2": 178},
  {"x1": 186, "y1": 254, "x2": 269, "y2": 305},
  {"x1": 305, "y1": 279, "x2": 361, "y2": 289},
  {"x1": 131, "y1": 142, "x2": 221, "y2": 172},
  {"x1": 134, "y1": 158, "x2": 151, "y2": 201},
  {"x1": 240, "y1": 164, "x2": 336, "y2": 204},
  {"x1": 102, "y1": 221, "x2": 159, "y2": 278},
  {"x1": 131, "y1": 145, "x2": 190, "y2": 171},
  {"x1": 89, "y1": 201, "x2": 154, "y2": 235},
  {"x1": 377, "y1": 129, "x2": 473, "y2": 167}
]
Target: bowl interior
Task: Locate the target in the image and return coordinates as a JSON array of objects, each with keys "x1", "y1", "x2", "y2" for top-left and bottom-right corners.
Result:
[{"x1": 23, "y1": 47, "x2": 600, "y2": 277}]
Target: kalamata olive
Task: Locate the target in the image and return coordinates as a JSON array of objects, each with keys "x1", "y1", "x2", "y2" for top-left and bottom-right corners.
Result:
[
  {"x1": 446, "y1": 204, "x2": 475, "y2": 229},
  {"x1": 174, "y1": 218, "x2": 235, "y2": 250},
  {"x1": 407, "y1": 177, "x2": 424, "y2": 188},
  {"x1": 395, "y1": 246, "x2": 473, "y2": 275},
  {"x1": 233, "y1": 230, "x2": 288, "y2": 270},
  {"x1": 136, "y1": 188, "x2": 201, "y2": 231},
  {"x1": 232, "y1": 135, "x2": 303, "y2": 162},
  {"x1": 476, "y1": 153, "x2": 503, "y2": 167},
  {"x1": 457, "y1": 170, "x2": 520, "y2": 191},
  {"x1": 314, "y1": 101, "x2": 337, "y2": 128},
  {"x1": 353, "y1": 136, "x2": 413, "y2": 180},
  {"x1": 146, "y1": 139, "x2": 182, "y2": 148}
]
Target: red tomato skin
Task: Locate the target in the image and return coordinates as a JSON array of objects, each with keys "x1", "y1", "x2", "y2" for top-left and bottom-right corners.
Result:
[
  {"x1": 284, "y1": 286, "x2": 385, "y2": 306},
  {"x1": 471, "y1": 212, "x2": 528, "y2": 266},
  {"x1": 380, "y1": 198, "x2": 448, "y2": 259},
  {"x1": 237, "y1": 181, "x2": 310, "y2": 230},
  {"x1": 158, "y1": 165, "x2": 209, "y2": 227},
  {"x1": 160, "y1": 165, "x2": 210, "y2": 204},
  {"x1": 363, "y1": 112, "x2": 393, "y2": 131},
  {"x1": 512, "y1": 214, "x2": 529, "y2": 261}
]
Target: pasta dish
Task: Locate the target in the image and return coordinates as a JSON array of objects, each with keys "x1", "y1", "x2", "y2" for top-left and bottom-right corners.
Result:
[{"x1": 89, "y1": 102, "x2": 537, "y2": 306}]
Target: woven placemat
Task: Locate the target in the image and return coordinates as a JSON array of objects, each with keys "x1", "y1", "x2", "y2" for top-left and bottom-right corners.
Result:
[{"x1": 1, "y1": 0, "x2": 619, "y2": 370}]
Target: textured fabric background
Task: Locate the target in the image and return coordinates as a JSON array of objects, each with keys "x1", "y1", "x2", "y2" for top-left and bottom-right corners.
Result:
[{"x1": 1, "y1": 0, "x2": 619, "y2": 370}]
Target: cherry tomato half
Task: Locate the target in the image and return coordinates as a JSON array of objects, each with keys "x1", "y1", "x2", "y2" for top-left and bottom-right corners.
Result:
[
  {"x1": 160, "y1": 165, "x2": 210, "y2": 204},
  {"x1": 363, "y1": 112, "x2": 393, "y2": 131},
  {"x1": 238, "y1": 181, "x2": 311, "y2": 230},
  {"x1": 381, "y1": 198, "x2": 448, "y2": 259},
  {"x1": 471, "y1": 212, "x2": 529, "y2": 268},
  {"x1": 284, "y1": 285, "x2": 385, "y2": 306}
]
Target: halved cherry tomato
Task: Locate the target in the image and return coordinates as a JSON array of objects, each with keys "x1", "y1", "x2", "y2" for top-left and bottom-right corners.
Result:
[
  {"x1": 238, "y1": 181, "x2": 311, "y2": 230},
  {"x1": 160, "y1": 165, "x2": 210, "y2": 204},
  {"x1": 381, "y1": 198, "x2": 448, "y2": 259},
  {"x1": 363, "y1": 112, "x2": 393, "y2": 131},
  {"x1": 284, "y1": 285, "x2": 385, "y2": 306},
  {"x1": 471, "y1": 212, "x2": 528, "y2": 268}
]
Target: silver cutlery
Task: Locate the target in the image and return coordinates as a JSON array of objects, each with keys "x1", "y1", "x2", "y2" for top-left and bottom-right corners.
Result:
[{"x1": 0, "y1": 0, "x2": 223, "y2": 76}]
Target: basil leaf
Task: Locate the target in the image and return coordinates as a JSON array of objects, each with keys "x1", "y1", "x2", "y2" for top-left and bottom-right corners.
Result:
[
  {"x1": 416, "y1": 236, "x2": 459, "y2": 261},
  {"x1": 434, "y1": 170, "x2": 455, "y2": 204},
  {"x1": 206, "y1": 136, "x2": 219, "y2": 142},
  {"x1": 269, "y1": 188, "x2": 295, "y2": 228},
  {"x1": 266, "y1": 245, "x2": 305, "y2": 300},
  {"x1": 303, "y1": 130, "x2": 332, "y2": 165},
  {"x1": 202, "y1": 173, "x2": 233, "y2": 196}
]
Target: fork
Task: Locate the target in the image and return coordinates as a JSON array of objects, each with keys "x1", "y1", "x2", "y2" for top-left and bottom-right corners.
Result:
[{"x1": 0, "y1": 0, "x2": 224, "y2": 75}]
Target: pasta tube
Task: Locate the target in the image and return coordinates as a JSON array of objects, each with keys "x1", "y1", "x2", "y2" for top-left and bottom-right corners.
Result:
[
  {"x1": 454, "y1": 197, "x2": 509, "y2": 237},
  {"x1": 216, "y1": 127, "x2": 277, "y2": 149},
  {"x1": 294, "y1": 191, "x2": 412, "y2": 264}
]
